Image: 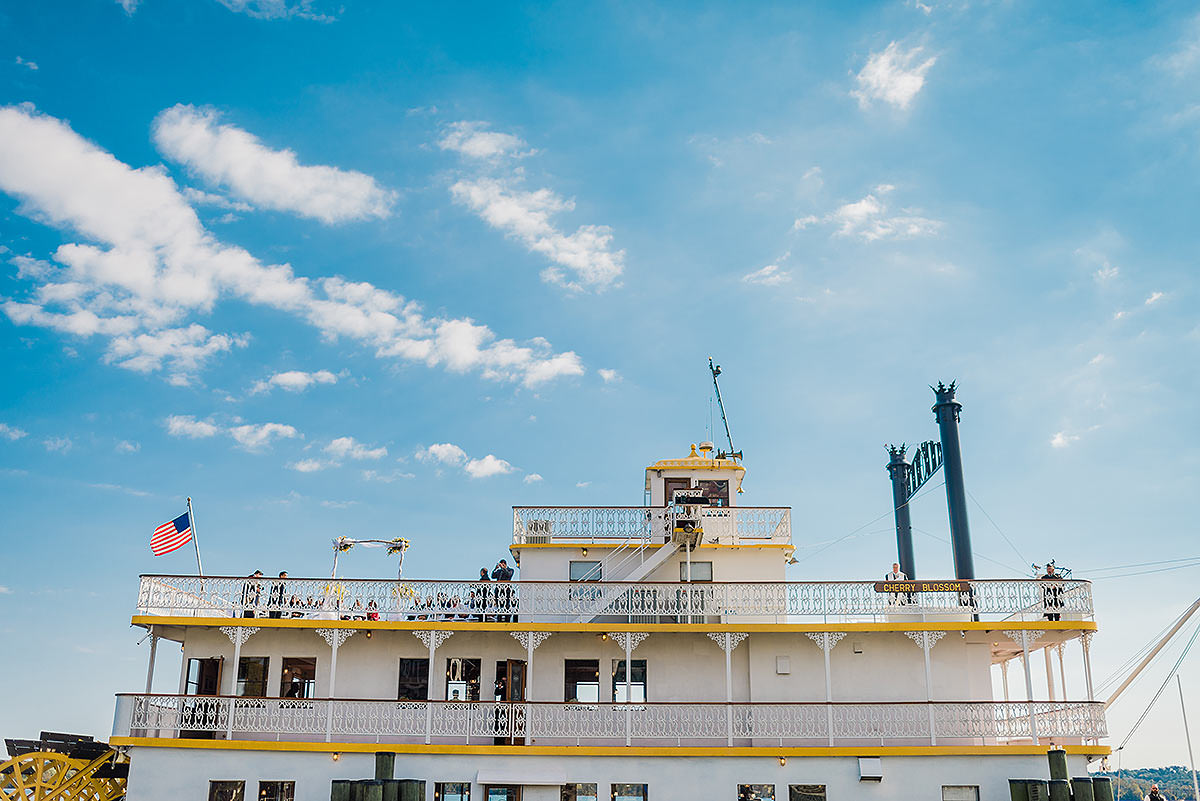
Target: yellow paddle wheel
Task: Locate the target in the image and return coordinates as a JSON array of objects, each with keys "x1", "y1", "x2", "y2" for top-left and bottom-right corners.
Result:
[{"x1": 1, "y1": 734, "x2": 128, "y2": 801}]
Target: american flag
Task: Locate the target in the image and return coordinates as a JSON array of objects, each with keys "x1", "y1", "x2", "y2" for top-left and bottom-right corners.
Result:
[{"x1": 151, "y1": 511, "x2": 192, "y2": 556}]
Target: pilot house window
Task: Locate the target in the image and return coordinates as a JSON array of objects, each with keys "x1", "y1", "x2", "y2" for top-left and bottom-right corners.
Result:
[{"x1": 565, "y1": 659, "x2": 600, "y2": 702}]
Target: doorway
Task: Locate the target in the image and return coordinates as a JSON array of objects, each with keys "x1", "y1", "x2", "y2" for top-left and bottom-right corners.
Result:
[
  {"x1": 484, "y1": 787, "x2": 521, "y2": 801},
  {"x1": 183, "y1": 657, "x2": 222, "y2": 739},
  {"x1": 493, "y1": 659, "x2": 527, "y2": 745}
]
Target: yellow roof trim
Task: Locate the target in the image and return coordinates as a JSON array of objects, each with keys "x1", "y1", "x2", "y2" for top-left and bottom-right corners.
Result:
[{"x1": 111, "y1": 737, "x2": 1110, "y2": 758}]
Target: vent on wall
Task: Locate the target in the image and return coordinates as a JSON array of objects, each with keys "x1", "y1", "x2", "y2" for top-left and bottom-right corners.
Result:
[{"x1": 859, "y1": 757, "x2": 883, "y2": 782}]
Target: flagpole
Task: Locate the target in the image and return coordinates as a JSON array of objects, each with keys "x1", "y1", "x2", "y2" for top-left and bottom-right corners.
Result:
[{"x1": 187, "y1": 496, "x2": 204, "y2": 576}]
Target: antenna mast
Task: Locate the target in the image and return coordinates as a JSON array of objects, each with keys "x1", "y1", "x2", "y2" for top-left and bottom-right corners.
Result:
[{"x1": 708, "y1": 357, "x2": 742, "y2": 461}]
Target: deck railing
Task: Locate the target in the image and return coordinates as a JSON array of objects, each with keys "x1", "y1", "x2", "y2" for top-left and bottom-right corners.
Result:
[
  {"x1": 136, "y1": 575, "x2": 1093, "y2": 623},
  {"x1": 511, "y1": 505, "x2": 791, "y2": 544},
  {"x1": 114, "y1": 694, "x2": 1106, "y2": 747}
]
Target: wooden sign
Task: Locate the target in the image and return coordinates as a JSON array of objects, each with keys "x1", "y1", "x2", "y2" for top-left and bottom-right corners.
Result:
[{"x1": 873, "y1": 580, "x2": 970, "y2": 594}]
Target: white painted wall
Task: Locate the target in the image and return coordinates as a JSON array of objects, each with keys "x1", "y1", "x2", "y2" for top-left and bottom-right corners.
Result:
[{"x1": 126, "y1": 745, "x2": 1093, "y2": 801}]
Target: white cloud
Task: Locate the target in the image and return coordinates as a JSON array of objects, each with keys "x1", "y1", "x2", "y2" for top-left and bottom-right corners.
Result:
[
  {"x1": 154, "y1": 105, "x2": 394, "y2": 223},
  {"x1": 15, "y1": 57, "x2": 38, "y2": 71},
  {"x1": 598, "y1": 368, "x2": 620, "y2": 383},
  {"x1": 1050, "y1": 431, "x2": 1080, "y2": 449},
  {"x1": 43, "y1": 436, "x2": 72, "y2": 453},
  {"x1": 1093, "y1": 263, "x2": 1119, "y2": 282},
  {"x1": 523, "y1": 473, "x2": 544, "y2": 484},
  {"x1": 320, "y1": 499, "x2": 358, "y2": 509},
  {"x1": 464, "y1": 454, "x2": 514, "y2": 479},
  {"x1": 439, "y1": 121, "x2": 532, "y2": 161},
  {"x1": 0, "y1": 105, "x2": 585, "y2": 388},
  {"x1": 441, "y1": 121, "x2": 624, "y2": 292},
  {"x1": 1145, "y1": 291, "x2": 1165, "y2": 305},
  {"x1": 251, "y1": 369, "x2": 339, "y2": 394},
  {"x1": 1158, "y1": 15, "x2": 1200, "y2": 77},
  {"x1": 115, "y1": 0, "x2": 140, "y2": 13},
  {"x1": 361, "y1": 468, "x2": 416, "y2": 483},
  {"x1": 793, "y1": 215, "x2": 819, "y2": 230},
  {"x1": 852, "y1": 42, "x2": 937, "y2": 110},
  {"x1": 87, "y1": 481, "x2": 150, "y2": 497},
  {"x1": 116, "y1": 439, "x2": 140, "y2": 453},
  {"x1": 229, "y1": 422, "x2": 300, "y2": 451},
  {"x1": 289, "y1": 458, "x2": 328, "y2": 472},
  {"x1": 742, "y1": 263, "x2": 792, "y2": 286},
  {"x1": 417, "y1": 442, "x2": 468, "y2": 466},
  {"x1": 324, "y1": 436, "x2": 386, "y2": 460},
  {"x1": 182, "y1": 187, "x2": 254, "y2": 213},
  {"x1": 0, "y1": 423, "x2": 28, "y2": 441},
  {"x1": 824, "y1": 185, "x2": 941, "y2": 241},
  {"x1": 449, "y1": 178, "x2": 624, "y2": 291},
  {"x1": 214, "y1": 0, "x2": 337, "y2": 21},
  {"x1": 575, "y1": 481, "x2": 591, "y2": 488},
  {"x1": 165, "y1": 415, "x2": 220, "y2": 439},
  {"x1": 0, "y1": 585, "x2": 11, "y2": 594}
]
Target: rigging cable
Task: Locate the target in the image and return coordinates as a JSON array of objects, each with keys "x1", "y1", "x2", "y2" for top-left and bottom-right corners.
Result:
[
  {"x1": 799, "y1": 481, "x2": 945, "y2": 563},
  {"x1": 1095, "y1": 610, "x2": 1191, "y2": 694},
  {"x1": 911, "y1": 526, "x2": 1025, "y2": 575},
  {"x1": 1117, "y1": 616, "x2": 1200, "y2": 751},
  {"x1": 966, "y1": 488, "x2": 1028, "y2": 568}
]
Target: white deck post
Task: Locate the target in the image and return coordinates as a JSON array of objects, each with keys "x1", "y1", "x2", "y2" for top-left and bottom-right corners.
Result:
[
  {"x1": 144, "y1": 630, "x2": 159, "y2": 694},
  {"x1": 1081, "y1": 632, "x2": 1095, "y2": 702},
  {"x1": 1044, "y1": 645, "x2": 1057, "y2": 701},
  {"x1": 511, "y1": 632, "x2": 551, "y2": 744},
  {"x1": 905, "y1": 631, "x2": 945, "y2": 745},
  {"x1": 412, "y1": 631, "x2": 453, "y2": 745},
  {"x1": 1056, "y1": 643, "x2": 1068, "y2": 700},
  {"x1": 1001, "y1": 659, "x2": 1010, "y2": 703},
  {"x1": 317, "y1": 629, "x2": 357, "y2": 742},
  {"x1": 805, "y1": 632, "x2": 844, "y2": 746},
  {"x1": 625, "y1": 635, "x2": 633, "y2": 746},
  {"x1": 220, "y1": 626, "x2": 258, "y2": 740},
  {"x1": 1021, "y1": 634, "x2": 1037, "y2": 742},
  {"x1": 708, "y1": 632, "x2": 748, "y2": 746}
]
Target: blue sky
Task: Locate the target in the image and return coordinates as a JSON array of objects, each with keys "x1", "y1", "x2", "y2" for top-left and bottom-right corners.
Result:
[{"x1": 1, "y1": 0, "x2": 1199, "y2": 768}]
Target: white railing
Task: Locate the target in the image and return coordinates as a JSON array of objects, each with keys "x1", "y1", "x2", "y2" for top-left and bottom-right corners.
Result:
[
  {"x1": 511, "y1": 506, "x2": 791, "y2": 545},
  {"x1": 135, "y1": 575, "x2": 1093, "y2": 622},
  {"x1": 115, "y1": 695, "x2": 1106, "y2": 747}
]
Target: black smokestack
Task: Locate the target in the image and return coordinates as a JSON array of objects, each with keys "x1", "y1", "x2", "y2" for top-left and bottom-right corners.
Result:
[{"x1": 932, "y1": 382, "x2": 975, "y2": 580}]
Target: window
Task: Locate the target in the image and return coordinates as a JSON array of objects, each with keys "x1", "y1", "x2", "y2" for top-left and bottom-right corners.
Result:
[
  {"x1": 738, "y1": 787, "x2": 775, "y2": 801},
  {"x1": 279, "y1": 658, "x2": 316, "y2": 698},
  {"x1": 435, "y1": 783, "x2": 471, "y2": 801},
  {"x1": 679, "y1": 561, "x2": 712, "y2": 582},
  {"x1": 565, "y1": 659, "x2": 600, "y2": 702},
  {"x1": 569, "y1": 561, "x2": 602, "y2": 581},
  {"x1": 209, "y1": 781, "x2": 245, "y2": 801},
  {"x1": 446, "y1": 657, "x2": 481, "y2": 701},
  {"x1": 942, "y1": 787, "x2": 980, "y2": 801},
  {"x1": 611, "y1": 660, "x2": 646, "y2": 703},
  {"x1": 788, "y1": 787, "x2": 826, "y2": 801},
  {"x1": 398, "y1": 658, "x2": 429, "y2": 701},
  {"x1": 611, "y1": 785, "x2": 647, "y2": 801},
  {"x1": 236, "y1": 657, "x2": 269, "y2": 697},
  {"x1": 695, "y1": 479, "x2": 729, "y2": 506},
  {"x1": 257, "y1": 781, "x2": 294, "y2": 801},
  {"x1": 562, "y1": 785, "x2": 598, "y2": 801},
  {"x1": 185, "y1": 658, "x2": 221, "y2": 695}
]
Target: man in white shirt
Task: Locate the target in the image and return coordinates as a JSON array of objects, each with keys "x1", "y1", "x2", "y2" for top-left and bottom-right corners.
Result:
[{"x1": 885, "y1": 562, "x2": 909, "y2": 604}]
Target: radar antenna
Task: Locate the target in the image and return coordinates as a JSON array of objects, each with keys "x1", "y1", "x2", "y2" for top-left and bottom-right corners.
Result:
[{"x1": 708, "y1": 357, "x2": 742, "y2": 461}]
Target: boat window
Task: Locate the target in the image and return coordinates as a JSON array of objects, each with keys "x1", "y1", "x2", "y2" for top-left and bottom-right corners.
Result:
[
  {"x1": 611, "y1": 785, "x2": 648, "y2": 801},
  {"x1": 941, "y1": 787, "x2": 979, "y2": 801},
  {"x1": 611, "y1": 659, "x2": 647, "y2": 702},
  {"x1": 186, "y1": 658, "x2": 221, "y2": 695},
  {"x1": 679, "y1": 561, "x2": 713, "y2": 582},
  {"x1": 208, "y1": 781, "x2": 245, "y2": 801},
  {"x1": 564, "y1": 659, "x2": 600, "y2": 702},
  {"x1": 738, "y1": 786, "x2": 775, "y2": 801},
  {"x1": 569, "y1": 561, "x2": 602, "y2": 582},
  {"x1": 446, "y1": 657, "x2": 482, "y2": 701},
  {"x1": 561, "y1": 784, "x2": 598, "y2": 801},
  {"x1": 398, "y1": 658, "x2": 430, "y2": 700},
  {"x1": 258, "y1": 781, "x2": 295, "y2": 801},
  {"x1": 696, "y1": 480, "x2": 729, "y2": 506},
  {"x1": 236, "y1": 657, "x2": 268, "y2": 697},
  {"x1": 435, "y1": 782, "x2": 471, "y2": 801},
  {"x1": 279, "y1": 658, "x2": 316, "y2": 698},
  {"x1": 788, "y1": 787, "x2": 826, "y2": 801}
]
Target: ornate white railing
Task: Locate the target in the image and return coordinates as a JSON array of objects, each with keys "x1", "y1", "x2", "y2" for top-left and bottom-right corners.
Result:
[
  {"x1": 115, "y1": 695, "x2": 1106, "y2": 746},
  {"x1": 135, "y1": 575, "x2": 1093, "y2": 622},
  {"x1": 511, "y1": 505, "x2": 791, "y2": 544}
]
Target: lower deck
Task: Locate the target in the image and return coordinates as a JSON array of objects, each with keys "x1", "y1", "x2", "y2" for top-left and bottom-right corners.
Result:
[{"x1": 118, "y1": 742, "x2": 1105, "y2": 801}]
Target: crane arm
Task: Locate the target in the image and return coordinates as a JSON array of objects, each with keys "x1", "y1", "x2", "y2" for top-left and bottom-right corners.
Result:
[{"x1": 1105, "y1": 595, "x2": 1200, "y2": 709}]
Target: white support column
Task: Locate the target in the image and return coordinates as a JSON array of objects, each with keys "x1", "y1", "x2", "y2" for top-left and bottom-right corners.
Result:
[
  {"x1": 1081, "y1": 632, "x2": 1095, "y2": 702},
  {"x1": 1056, "y1": 643, "x2": 1068, "y2": 700},
  {"x1": 1001, "y1": 659, "x2": 1010, "y2": 702},
  {"x1": 609, "y1": 632, "x2": 649, "y2": 746},
  {"x1": 707, "y1": 632, "x2": 748, "y2": 746},
  {"x1": 1044, "y1": 645, "x2": 1057, "y2": 701},
  {"x1": 144, "y1": 629, "x2": 159, "y2": 694},
  {"x1": 1004, "y1": 629, "x2": 1044, "y2": 743},
  {"x1": 905, "y1": 631, "x2": 946, "y2": 745},
  {"x1": 219, "y1": 626, "x2": 259, "y2": 739},
  {"x1": 805, "y1": 632, "x2": 845, "y2": 746},
  {"x1": 316, "y1": 629, "x2": 358, "y2": 742},
  {"x1": 413, "y1": 630, "x2": 454, "y2": 745},
  {"x1": 511, "y1": 631, "x2": 552, "y2": 742}
]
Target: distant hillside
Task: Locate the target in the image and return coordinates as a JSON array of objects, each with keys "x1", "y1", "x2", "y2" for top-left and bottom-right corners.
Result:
[{"x1": 1093, "y1": 766, "x2": 1197, "y2": 800}]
